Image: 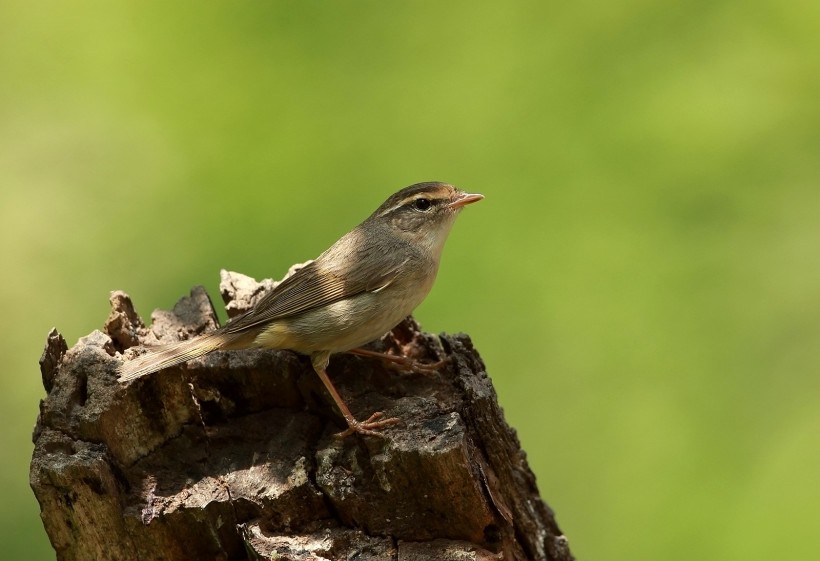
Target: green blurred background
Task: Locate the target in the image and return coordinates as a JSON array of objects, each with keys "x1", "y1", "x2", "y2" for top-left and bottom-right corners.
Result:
[{"x1": 2, "y1": 1, "x2": 819, "y2": 559}]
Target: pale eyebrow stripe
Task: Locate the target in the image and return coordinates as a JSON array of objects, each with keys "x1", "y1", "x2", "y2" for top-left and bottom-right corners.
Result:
[{"x1": 377, "y1": 195, "x2": 423, "y2": 217}]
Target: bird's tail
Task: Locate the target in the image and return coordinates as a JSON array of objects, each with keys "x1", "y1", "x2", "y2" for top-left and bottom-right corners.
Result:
[{"x1": 118, "y1": 332, "x2": 240, "y2": 383}]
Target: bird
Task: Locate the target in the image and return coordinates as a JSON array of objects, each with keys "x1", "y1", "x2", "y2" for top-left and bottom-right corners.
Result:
[{"x1": 118, "y1": 181, "x2": 483, "y2": 437}]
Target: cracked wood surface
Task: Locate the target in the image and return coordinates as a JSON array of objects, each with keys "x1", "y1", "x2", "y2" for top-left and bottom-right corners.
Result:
[{"x1": 31, "y1": 270, "x2": 573, "y2": 561}]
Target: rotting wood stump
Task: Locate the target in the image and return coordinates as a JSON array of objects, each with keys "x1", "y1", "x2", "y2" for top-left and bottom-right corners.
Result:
[{"x1": 31, "y1": 269, "x2": 573, "y2": 561}]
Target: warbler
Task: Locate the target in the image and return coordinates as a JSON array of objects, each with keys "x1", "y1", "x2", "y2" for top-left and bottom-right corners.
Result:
[{"x1": 119, "y1": 182, "x2": 483, "y2": 437}]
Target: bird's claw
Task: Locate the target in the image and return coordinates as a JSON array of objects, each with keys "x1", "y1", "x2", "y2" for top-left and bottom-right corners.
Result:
[
  {"x1": 406, "y1": 356, "x2": 450, "y2": 374},
  {"x1": 346, "y1": 347, "x2": 450, "y2": 375},
  {"x1": 335, "y1": 411, "x2": 400, "y2": 439}
]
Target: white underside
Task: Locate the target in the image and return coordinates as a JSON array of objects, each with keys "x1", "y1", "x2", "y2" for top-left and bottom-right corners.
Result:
[{"x1": 253, "y1": 277, "x2": 434, "y2": 354}]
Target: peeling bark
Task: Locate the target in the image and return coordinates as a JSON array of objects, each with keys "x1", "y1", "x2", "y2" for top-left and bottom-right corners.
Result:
[{"x1": 30, "y1": 271, "x2": 573, "y2": 561}]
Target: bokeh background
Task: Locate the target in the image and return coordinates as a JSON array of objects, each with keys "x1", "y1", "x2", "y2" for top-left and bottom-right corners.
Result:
[{"x1": 2, "y1": 1, "x2": 819, "y2": 560}]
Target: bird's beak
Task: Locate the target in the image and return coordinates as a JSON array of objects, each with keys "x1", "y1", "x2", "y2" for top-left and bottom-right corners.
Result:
[{"x1": 448, "y1": 192, "x2": 484, "y2": 209}]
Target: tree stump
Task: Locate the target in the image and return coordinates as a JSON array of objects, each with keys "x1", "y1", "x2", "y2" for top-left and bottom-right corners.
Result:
[{"x1": 30, "y1": 270, "x2": 573, "y2": 561}]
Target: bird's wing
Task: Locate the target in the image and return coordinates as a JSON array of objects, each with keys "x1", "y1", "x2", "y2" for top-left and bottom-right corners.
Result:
[{"x1": 221, "y1": 252, "x2": 409, "y2": 335}]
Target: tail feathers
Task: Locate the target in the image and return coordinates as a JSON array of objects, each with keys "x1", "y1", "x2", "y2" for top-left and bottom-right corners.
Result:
[{"x1": 118, "y1": 333, "x2": 234, "y2": 383}]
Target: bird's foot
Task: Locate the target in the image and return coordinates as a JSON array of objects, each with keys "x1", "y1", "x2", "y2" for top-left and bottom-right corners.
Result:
[
  {"x1": 347, "y1": 347, "x2": 450, "y2": 375},
  {"x1": 335, "y1": 411, "x2": 400, "y2": 439}
]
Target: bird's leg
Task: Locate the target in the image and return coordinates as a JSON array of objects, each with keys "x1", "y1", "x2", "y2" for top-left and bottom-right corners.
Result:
[
  {"x1": 311, "y1": 353, "x2": 399, "y2": 438},
  {"x1": 346, "y1": 347, "x2": 449, "y2": 375}
]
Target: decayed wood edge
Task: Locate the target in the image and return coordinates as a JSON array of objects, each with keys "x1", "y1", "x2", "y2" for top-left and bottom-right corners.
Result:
[{"x1": 30, "y1": 270, "x2": 574, "y2": 561}]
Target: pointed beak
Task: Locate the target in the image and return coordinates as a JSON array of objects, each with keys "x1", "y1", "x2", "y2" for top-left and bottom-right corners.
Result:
[{"x1": 448, "y1": 192, "x2": 484, "y2": 209}]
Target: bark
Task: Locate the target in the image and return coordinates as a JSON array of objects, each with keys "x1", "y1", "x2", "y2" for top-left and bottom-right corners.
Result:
[{"x1": 31, "y1": 270, "x2": 573, "y2": 561}]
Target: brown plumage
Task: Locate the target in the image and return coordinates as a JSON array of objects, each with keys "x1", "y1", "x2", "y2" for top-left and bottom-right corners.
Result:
[{"x1": 118, "y1": 182, "x2": 483, "y2": 437}]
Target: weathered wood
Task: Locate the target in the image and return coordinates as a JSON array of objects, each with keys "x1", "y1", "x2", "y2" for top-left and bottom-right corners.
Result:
[{"x1": 30, "y1": 271, "x2": 573, "y2": 561}]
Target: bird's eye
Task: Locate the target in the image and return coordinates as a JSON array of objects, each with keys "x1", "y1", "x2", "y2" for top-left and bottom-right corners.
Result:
[{"x1": 414, "y1": 198, "x2": 432, "y2": 211}]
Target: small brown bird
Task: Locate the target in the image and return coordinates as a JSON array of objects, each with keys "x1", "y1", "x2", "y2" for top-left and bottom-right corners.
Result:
[{"x1": 118, "y1": 182, "x2": 483, "y2": 437}]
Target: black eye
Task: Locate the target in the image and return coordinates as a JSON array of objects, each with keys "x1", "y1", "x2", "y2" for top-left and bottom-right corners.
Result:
[{"x1": 414, "y1": 198, "x2": 432, "y2": 211}]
